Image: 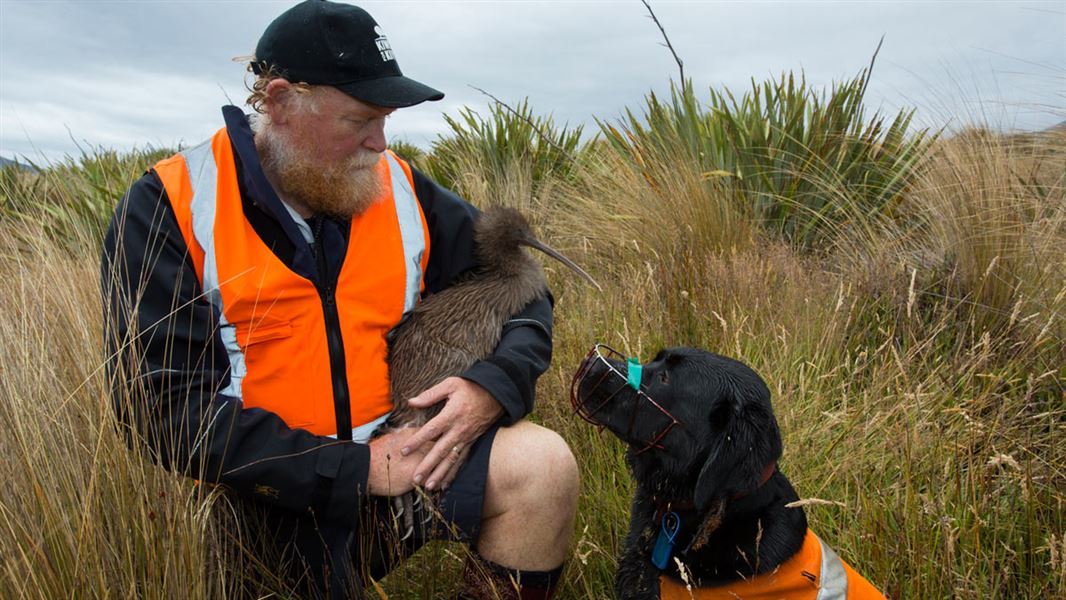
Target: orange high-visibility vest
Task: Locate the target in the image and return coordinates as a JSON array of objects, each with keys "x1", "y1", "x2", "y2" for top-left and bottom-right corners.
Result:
[
  {"x1": 659, "y1": 529, "x2": 885, "y2": 600},
  {"x1": 153, "y1": 128, "x2": 429, "y2": 436}
]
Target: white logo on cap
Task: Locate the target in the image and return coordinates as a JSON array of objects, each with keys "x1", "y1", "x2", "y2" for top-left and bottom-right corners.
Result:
[{"x1": 374, "y1": 25, "x2": 394, "y2": 62}]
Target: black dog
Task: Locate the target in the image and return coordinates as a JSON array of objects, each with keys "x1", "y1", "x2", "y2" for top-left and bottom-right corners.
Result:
[{"x1": 571, "y1": 345, "x2": 883, "y2": 599}]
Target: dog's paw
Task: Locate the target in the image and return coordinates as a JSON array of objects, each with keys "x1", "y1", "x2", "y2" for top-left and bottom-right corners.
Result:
[
  {"x1": 615, "y1": 582, "x2": 659, "y2": 600},
  {"x1": 615, "y1": 565, "x2": 661, "y2": 600}
]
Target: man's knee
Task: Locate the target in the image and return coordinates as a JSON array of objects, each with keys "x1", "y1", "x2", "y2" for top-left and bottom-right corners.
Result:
[{"x1": 485, "y1": 421, "x2": 579, "y2": 517}]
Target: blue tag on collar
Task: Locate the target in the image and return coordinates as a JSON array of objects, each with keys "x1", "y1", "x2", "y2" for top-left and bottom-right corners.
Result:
[
  {"x1": 651, "y1": 511, "x2": 680, "y2": 570},
  {"x1": 626, "y1": 357, "x2": 643, "y2": 391}
]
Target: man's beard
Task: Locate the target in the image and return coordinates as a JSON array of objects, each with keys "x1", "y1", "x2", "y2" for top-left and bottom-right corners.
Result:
[{"x1": 256, "y1": 124, "x2": 384, "y2": 219}]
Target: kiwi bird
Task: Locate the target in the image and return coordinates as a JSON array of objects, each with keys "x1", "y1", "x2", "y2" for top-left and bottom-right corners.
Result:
[
  {"x1": 381, "y1": 205, "x2": 599, "y2": 539},
  {"x1": 386, "y1": 205, "x2": 599, "y2": 426}
]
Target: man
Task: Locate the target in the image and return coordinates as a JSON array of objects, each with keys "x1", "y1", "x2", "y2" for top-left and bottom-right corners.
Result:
[{"x1": 100, "y1": 1, "x2": 578, "y2": 598}]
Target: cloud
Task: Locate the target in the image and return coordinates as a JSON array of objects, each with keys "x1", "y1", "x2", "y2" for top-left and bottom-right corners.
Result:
[
  {"x1": 2, "y1": 0, "x2": 1063, "y2": 163},
  {"x1": 2, "y1": 65, "x2": 244, "y2": 162}
]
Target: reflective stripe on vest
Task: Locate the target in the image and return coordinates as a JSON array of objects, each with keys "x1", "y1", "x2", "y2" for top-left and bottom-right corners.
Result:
[
  {"x1": 155, "y1": 127, "x2": 429, "y2": 435},
  {"x1": 181, "y1": 139, "x2": 245, "y2": 398},
  {"x1": 816, "y1": 533, "x2": 849, "y2": 600},
  {"x1": 385, "y1": 151, "x2": 426, "y2": 315}
]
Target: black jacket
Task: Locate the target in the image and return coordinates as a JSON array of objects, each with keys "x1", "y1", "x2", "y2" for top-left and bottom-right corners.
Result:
[{"x1": 100, "y1": 106, "x2": 553, "y2": 528}]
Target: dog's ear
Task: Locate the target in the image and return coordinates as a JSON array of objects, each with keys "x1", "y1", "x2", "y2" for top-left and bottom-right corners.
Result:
[{"x1": 693, "y1": 375, "x2": 781, "y2": 510}]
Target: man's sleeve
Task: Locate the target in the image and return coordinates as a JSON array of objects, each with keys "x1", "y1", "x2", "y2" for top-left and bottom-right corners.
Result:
[
  {"x1": 411, "y1": 167, "x2": 554, "y2": 424},
  {"x1": 101, "y1": 171, "x2": 368, "y2": 528}
]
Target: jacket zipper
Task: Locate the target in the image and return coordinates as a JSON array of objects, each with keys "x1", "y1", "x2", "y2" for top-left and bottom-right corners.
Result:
[{"x1": 313, "y1": 218, "x2": 353, "y2": 441}]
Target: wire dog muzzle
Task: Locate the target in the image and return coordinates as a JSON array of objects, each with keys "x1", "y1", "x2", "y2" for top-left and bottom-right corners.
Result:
[{"x1": 570, "y1": 344, "x2": 681, "y2": 454}]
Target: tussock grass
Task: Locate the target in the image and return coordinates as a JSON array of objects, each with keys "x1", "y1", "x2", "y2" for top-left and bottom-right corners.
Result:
[
  {"x1": 0, "y1": 89, "x2": 1062, "y2": 599},
  {"x1": 0, "y1": 208, "x2": 239, "y2": 599}
]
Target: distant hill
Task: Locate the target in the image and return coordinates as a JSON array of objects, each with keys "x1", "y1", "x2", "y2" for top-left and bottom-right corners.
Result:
[
  {"x1": 1047, "y1": 120, "x2": 1066, "y2": 132},
  {"x1": 1, "y1": 156, "x2": 38, "y2": 172}
]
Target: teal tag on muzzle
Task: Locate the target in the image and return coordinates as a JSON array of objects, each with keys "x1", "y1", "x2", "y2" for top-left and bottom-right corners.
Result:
[{"x1": 626, "y1": 357, "x2": 643, "y2": 390}]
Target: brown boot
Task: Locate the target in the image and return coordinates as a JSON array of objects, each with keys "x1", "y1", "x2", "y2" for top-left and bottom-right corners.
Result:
[{"x1": 456, "y1": 554, "x2": 563, "y2": 600}]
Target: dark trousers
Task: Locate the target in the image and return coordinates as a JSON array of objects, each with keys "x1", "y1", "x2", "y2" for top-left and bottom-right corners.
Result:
[{"x1": 236, "y1": 425, "x2": 500, "y2": 599}]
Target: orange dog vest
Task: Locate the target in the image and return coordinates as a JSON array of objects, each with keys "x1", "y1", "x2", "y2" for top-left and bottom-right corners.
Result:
[
  {"x1": 154, "y1": 128, "x2": 429, "y2": 436},
  {"x1": 659, "y1": 529, "x2": 885, "y2": 599}
]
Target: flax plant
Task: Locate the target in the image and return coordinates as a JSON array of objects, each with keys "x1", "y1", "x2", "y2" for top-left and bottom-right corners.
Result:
[
  {"x1": 424, "y1": 99, "x2": 584, "y2": 205},
  {"x1": 0, "y1": 147, "x2": 171, "y2": 247},
  {"x1": 601, "y1": 69, "x2": 933, "y2": 248}
]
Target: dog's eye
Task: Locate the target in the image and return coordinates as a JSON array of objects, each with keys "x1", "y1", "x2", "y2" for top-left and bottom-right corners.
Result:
[{"x1": 658, "y1": 371, "x2": 669, "y2": 385}]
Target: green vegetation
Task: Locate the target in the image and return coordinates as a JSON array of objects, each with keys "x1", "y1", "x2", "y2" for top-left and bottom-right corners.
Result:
[
  {"x1": 0, "y1": 147, "x2": 170, "y2": 247},
  {"x1": 601, "y1": 69, "x2": 933, "y2": 249},
  {"x1": 1, "y1": 68, "x2": 1062, "y2": 599},
  {"x1": 424, "y1": 99, "x2": 584, "y2": 208}
]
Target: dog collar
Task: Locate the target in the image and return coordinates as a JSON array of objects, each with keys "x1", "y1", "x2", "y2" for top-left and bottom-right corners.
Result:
[
  {"x1": 653, "y1": 498, "x2": 696, "y2": 519},
  {"x1": 652, "y1": 462, "x2": 777, "y2": 517},
  {"x1": 731, "y1": 462, "x2": 777, "y2": 500}
]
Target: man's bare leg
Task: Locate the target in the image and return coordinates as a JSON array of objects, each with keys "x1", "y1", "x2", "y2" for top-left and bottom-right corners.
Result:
[{"x1": 473, "y1": 420, "x2": 579, "y2": 576}]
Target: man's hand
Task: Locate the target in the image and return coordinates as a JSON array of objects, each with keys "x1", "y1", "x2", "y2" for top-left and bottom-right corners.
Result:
[
  {"x1": 367, "y1": 428, "x2": 429, "y2": 496},
  {"x1": 401, "y1": 377, "x2": 503, "y2": 491}
]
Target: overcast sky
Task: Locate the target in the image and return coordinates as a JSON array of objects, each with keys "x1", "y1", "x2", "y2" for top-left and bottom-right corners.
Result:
[{"x1": 1, "y1": 0, "x2": 1064, "y2": 164}]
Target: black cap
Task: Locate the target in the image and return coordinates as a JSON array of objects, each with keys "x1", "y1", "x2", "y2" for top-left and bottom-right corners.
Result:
[{"x1": 253, "y1": 0, "x2": 444, "y2": 108}]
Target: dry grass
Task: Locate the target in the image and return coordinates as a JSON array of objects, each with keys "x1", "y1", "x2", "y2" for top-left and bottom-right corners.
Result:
[{"x1": 0, "y1": 217, "x2": 237, "y2": 599}]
